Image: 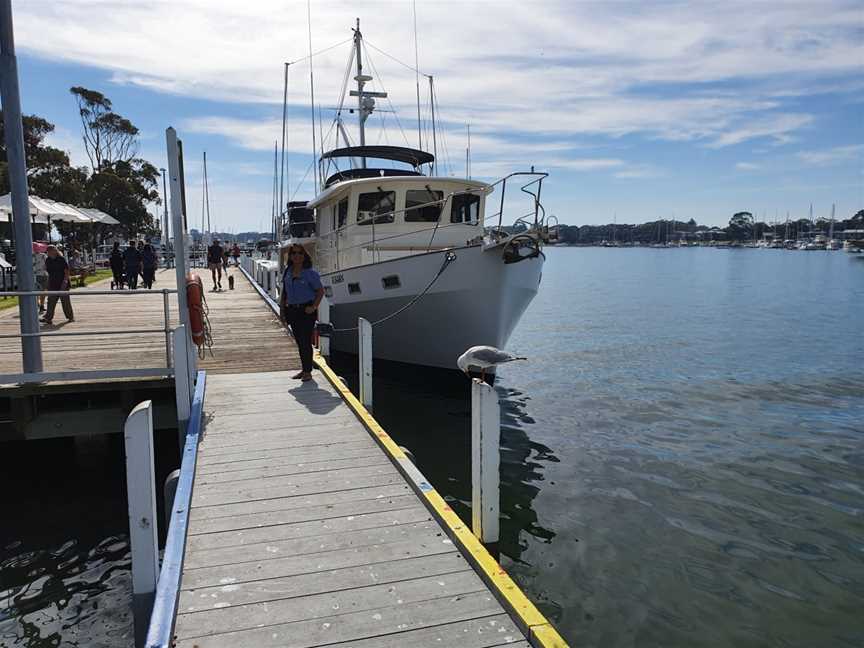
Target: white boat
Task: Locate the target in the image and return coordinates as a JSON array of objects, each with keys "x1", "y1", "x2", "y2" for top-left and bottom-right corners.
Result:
[
  {"x1": 280, "y1": 23, "x2": 552, "y2": 370},
  {"x1": 844, "y1": 240, "x2": 863, "y2": 253}
]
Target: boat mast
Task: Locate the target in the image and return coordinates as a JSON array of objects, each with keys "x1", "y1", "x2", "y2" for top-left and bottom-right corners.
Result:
[
  {"x1": 428, "y1": 75, "x2": 437, "y2": 175},
  {"x1": 350, "y1": 19, "x2": 386, "y2": 169}
]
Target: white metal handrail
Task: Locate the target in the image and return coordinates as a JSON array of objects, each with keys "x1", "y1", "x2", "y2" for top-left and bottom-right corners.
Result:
[{"x1": 0, "y1": 288, "x2": 179, "y2": 384}]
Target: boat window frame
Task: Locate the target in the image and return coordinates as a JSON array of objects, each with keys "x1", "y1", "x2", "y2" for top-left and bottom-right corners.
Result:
[
  {"x1": 357, "y1": 189, "x2": 396, "y2": 226},
  {"x1": 450, "y1": 193, "x2": 481, "y2": 224},
  {"x1": 405, "y1": 188, "x2": 444, "y2": 223},
  {"x1": 337, "y1": 198, "x2": 349, "y2": 229}
]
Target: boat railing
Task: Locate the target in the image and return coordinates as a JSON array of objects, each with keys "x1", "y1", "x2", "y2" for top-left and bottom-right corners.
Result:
[{"x1": 0, "y1": 288, "x2": 179, "y2": 384}]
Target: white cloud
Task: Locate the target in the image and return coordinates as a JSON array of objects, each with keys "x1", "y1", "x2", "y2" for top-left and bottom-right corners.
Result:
[
  {"x1": 735, "y1": 162, "x2": 761, "y2": 171},
  {"x1": 796, "y1": 145, "x2": 863, "y2": 166},
  {"x1": 14, "y1": 0, "x2": 862, "y2": 152}
]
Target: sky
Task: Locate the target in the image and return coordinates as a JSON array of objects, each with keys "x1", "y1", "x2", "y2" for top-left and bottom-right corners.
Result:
[{"x1": 10, "y1": 0, "x2": 864, "y2": 231}]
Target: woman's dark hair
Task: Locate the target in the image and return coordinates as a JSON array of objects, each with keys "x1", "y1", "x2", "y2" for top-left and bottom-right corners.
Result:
[{"x1": 288, "y1": 245, "x2": 312, "y2": 269}]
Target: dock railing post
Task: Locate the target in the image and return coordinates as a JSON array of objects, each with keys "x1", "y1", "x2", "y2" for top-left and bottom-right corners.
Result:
[
  {"x1": 269, "y1": 268, "x2": 279, "y2": 300},
  {"x1": 318, "y1": 297, "x2": 330, "y2": 357},
  {"x1": 358, "y1": 317, "x2": 372, "y2": 411},
  {"x1": 0, "y1": 1, "x2": 42, "y2": 375},
  {"x1": 173, "y1": 325, "x2": 191, "y2": 441},
  {"x1": 471, "y1": 378, "x2": 500, "y2": 547},
  {"x1": 124, "y1": 400, "x2": 159, "y2": 648}
]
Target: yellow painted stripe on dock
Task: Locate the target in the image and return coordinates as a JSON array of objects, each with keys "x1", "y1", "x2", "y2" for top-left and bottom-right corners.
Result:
[{"x1": 314, "y1": 351, "x2": 569, "y2": 648}]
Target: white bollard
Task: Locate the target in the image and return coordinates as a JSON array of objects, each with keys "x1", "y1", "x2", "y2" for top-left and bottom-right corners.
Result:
[
  {"x1": 173, "y1": 325, "x2": 191, "y2": 433},
  {"x1": 318, "y1": 298, "x2": 331, "y2": 357},
  {"x1": 269, "y1": 269, "x2": 279, "y2": 300},
  {"x1": 358, "y1": 317, "x2": 372, "y2": 411},
  {"x1": 124, "y1": 400, "x2": 159, "y2": 648},
  {"x1": 471, "y1": 379, "x2": 500, "y2": 545}
]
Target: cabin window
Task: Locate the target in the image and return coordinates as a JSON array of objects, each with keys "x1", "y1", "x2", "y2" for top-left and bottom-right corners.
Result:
[
  {"x1": 405, "y1": 189, "x2": 443, "y2": 222},
  {"x1": 324, "y1": 285, "x2": 333, "y2": 298},
  {"x1": 337, "y1": 198, "x2": 348, "y2": 229},
  {"x1": 451, "y1": 193, "x2": 480, "y2": 224},
  {"x1": 357, "y1": 191, "x2": 396, "y2": 225},
  {"x1": 348, "y1": 282, "x2": 361, "y2": 294},
  {"x1": 382, "y1": 275, "x2": 400, "y2": 289}
]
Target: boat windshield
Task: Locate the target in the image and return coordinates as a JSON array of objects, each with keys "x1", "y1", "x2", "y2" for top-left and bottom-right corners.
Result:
[
  {"x1": 358, "y1": 190, "x2": 396, "y2": 225},
  {"x1": 405, "y1": 189, "x2": 443, "y2": 222},
  {"x1": 451, "y1": 194, "x2": 480, "y2": 224}
]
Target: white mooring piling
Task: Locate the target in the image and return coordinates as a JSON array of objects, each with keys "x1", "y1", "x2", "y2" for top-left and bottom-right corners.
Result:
[
  {"x1": 123, "y1": 400, "x2": 159, "y2": 648},
  {"x1": 173, "y1": 325, "x2": 191, "y2": 438},
  {"x1": 358, "y1": 317, "x2": 373, "y2": 411},
  {"x1": 471, "y1": 378, "x2": 501, "y2": 546}
]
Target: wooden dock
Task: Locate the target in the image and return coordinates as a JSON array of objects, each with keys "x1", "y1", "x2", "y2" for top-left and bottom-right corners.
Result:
[
  {"x1": 0, "y1": 267, "x2": 299, "y2": 377},
  {"x1": 172, "y1": 369, "x2": 536, "y2": 647},
  {"x1": 1, "y1": 260, "x2": 565, "y2": 645}
]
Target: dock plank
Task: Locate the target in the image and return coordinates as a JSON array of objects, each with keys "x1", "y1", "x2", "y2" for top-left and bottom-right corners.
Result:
[
  {"x1": 176, "y1": 369, "x2": 534, "y2": 646},
  {"x1": 0, "y1": 268, "x2": 300, "y2": 379}
]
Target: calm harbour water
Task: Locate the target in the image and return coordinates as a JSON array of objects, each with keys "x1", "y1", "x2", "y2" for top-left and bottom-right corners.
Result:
[{"x1": 2, "y1": 247, "x2": 863, "y2": 647}]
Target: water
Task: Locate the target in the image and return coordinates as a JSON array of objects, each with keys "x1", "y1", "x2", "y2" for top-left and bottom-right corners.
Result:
[
  {"x1": 3, "y1": 248, "x2": 862, "y2": 647},
  {"x1": 335, "y1": 248, "x2": 864, "y2": 648},
  {"x1": 0, "y1": 433, "x2": 179, "y2": 647}
]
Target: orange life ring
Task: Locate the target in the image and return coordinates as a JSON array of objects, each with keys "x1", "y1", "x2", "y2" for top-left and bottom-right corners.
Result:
[{"x1": 186, "y1": 273, "x2": 205, "y2": 347}]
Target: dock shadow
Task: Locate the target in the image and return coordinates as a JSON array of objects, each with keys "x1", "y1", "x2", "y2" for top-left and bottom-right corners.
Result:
[{"x1": 287, "y1": 379, "x2": 344, "y2": 415}]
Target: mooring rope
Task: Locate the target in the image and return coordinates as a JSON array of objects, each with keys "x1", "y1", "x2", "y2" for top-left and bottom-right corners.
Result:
[{"x1": 327, "y1": 250, "x2": 457, "y2": 333}]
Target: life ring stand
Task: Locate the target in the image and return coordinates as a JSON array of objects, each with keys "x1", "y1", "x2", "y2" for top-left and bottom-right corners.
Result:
[{"x1": 186, "y1": 273, "x2": 213, "y2": 356}]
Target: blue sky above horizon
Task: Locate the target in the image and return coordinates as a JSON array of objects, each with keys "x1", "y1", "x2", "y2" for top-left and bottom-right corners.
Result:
[{"x1": 11, "y1": 0, "x2": 864, "y2": 231}]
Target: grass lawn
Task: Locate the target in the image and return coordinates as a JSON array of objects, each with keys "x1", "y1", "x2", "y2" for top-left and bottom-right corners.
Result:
[{"x1": 0, "y1": 268, "x2": 114, "y2": 312}]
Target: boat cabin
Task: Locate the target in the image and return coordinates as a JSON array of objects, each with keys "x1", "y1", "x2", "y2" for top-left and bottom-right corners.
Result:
[{"x1": 302, "y1": 146, "x2": 491, "y2": 274}]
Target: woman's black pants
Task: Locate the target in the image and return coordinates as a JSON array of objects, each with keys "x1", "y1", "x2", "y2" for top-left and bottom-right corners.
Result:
[{"x1": 286, "y1": 305, "x2": 316, "y2": 373}]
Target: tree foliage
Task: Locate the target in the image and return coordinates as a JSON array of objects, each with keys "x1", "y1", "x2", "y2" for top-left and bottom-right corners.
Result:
[
  {"x1": 0, "y1": 88, "x2": 159, "y2": 240},
  {"x1": 70, "y1": 86, "x2": 139, "y2": 171},
  {"x1": 0, "y1": 112, "x2": 88, "y2": 203}
]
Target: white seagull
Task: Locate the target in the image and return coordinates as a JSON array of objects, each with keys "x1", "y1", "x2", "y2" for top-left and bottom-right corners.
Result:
[{"x1": 457, "y1": 345, "x2": 527, "y2": 380}]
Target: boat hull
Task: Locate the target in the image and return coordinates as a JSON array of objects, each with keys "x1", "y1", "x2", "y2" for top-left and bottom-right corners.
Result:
[{"x1": 321, "y1": 244, "x2": 543, "y2": 370}]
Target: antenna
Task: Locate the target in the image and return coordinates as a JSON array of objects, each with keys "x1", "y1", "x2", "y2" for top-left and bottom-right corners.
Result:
[
  {"x1": 350, "y1": 18, "x2": 387, "y2": 169},
  {"x1": 279, "y1": 62, "x2": 289, "y2": 228},
  {"x1": 271, "y1": 141, "x2": 278, "y2": 240},
  {"x1": 428, "y1": 75, "x2": 437, "y2": 175},
  {"x1": 413, "y1": 0, "x2": 422, "y2": 150},
  {"x1": 466, "y1": 123, "x2": 471, "y2": 179},
  {"x1": 204, "y1": 152, "x2": 211, "y2": 237},
  {"x1": 307, "y1": 0, "x2": 319, "y2": 191}
]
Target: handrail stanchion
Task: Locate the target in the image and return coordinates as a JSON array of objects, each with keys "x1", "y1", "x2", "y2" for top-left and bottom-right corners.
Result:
[
  {"x1": 162, "y1": 289, "x2": 171, "y2": 368},
  {"x1": 0, "y1": 2, "x2": 42, "y2": 374},
  {"x1": 471, "y1": 378, "x2": 500, "y2": 550},
  {"x1": 269, "y1": 268, "x2": 279, "y2": 300},
  {"x1": 358, "y1": 317, "x2": 372, "y2": 411},
  {"x1": 123, "y1": 400, "x2": 159, "y2": 648},
  {"x1": 173, "y1": 325, "x2": 191, "y2": 440}
]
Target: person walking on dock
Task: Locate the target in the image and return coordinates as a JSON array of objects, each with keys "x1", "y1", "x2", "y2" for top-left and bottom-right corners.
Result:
[
  {"x1": 123, "y1": 239, "x2": 142, "y2": 290},
  {"x1": 280, "y1": 244, "x2": 324, "y2": 381},
  {"x1": 141, "y1": 243, "x2": 158, "y2": 289},
  {"x1": 41, "y1": 245, "x2": 74, "y2": 325},
  {"x1": 207, "y1": 238, "x2": 224, "y2": 291},
  {"x1": 109, "y1": 241, "x2": 124, "y2": 289},
  {"x1": 231, "y1": 243, "x2": 240, "y2": 266},
  {"x1": 32, "y1": 244, "x2": 48, "y2": 312}
]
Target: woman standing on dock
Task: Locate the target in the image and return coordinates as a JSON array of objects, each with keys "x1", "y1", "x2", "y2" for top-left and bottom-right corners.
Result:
[{"x1": 280, "y1": 244, "x2": 324, "y2": 381}]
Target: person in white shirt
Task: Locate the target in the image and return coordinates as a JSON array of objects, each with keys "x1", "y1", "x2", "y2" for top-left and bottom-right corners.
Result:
[{"x1": 32, "y1": 246, "x2": 48, "y2": 313}]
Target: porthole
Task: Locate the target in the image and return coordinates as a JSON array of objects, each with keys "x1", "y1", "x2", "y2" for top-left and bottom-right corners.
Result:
[
  {"x1": 348, "y1": 282, "x2": 361, "y2": 294},
  {"x1": 382, "y1": 275, "x2": 400, "y2": 289}
]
